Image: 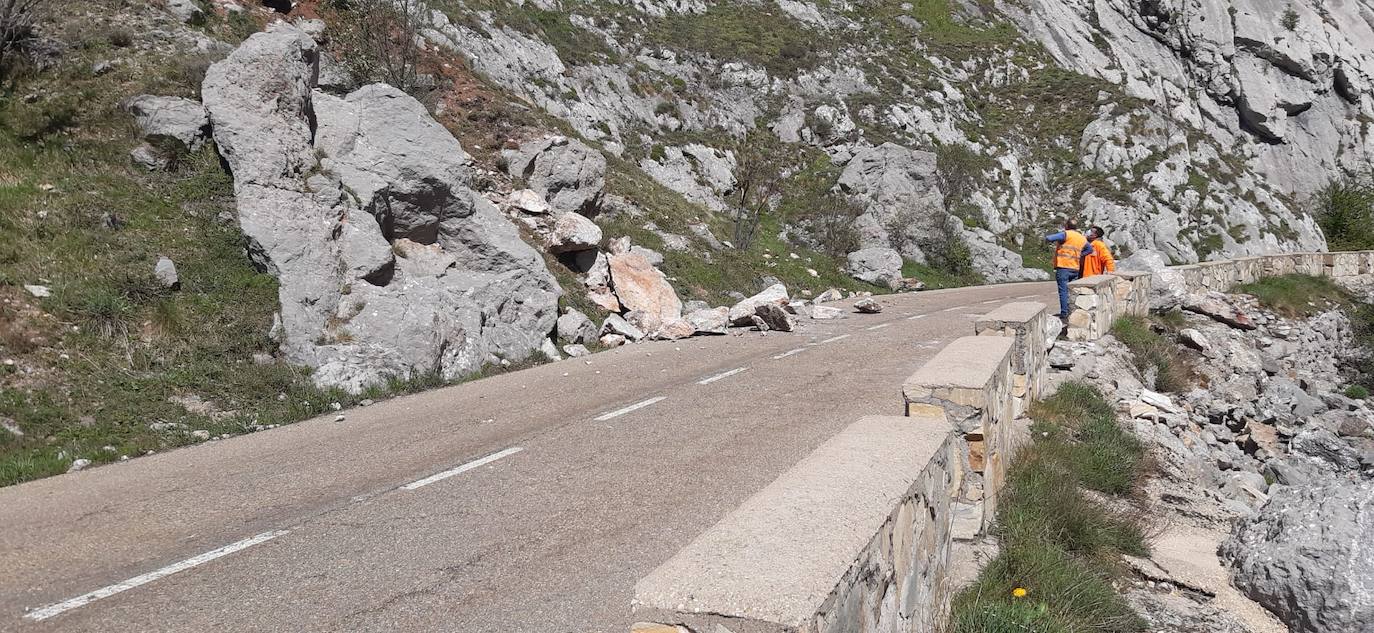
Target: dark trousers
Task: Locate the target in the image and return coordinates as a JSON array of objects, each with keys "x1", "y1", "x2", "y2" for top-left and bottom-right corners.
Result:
[{"x1": 1055, "y1": 267, "x2": 1079, "y2": 317}]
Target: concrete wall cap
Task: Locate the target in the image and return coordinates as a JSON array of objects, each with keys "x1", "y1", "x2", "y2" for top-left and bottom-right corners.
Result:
[
  {"x1": 633, "y1": 414, "x2": 951, "y2": 627},
  {"x1": 1067, "y1": 274, "x2": 1117, "y2": 288},
  {"x1": 904, "y1": 336, "x2": 1013, "y2": 391},
  {"x1": 976, "y1": 301, "x2": 1046, "y2": 325}
]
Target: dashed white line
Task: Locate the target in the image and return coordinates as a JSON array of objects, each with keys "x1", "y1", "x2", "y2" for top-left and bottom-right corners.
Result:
[
  {"x1": 820, "y1": 334, "x2": 851, "y2": 344},
  {"x1": 772, "y1": 347, "x2": 807, "y2": 360},
  {"x1": 1017, "y1": 294, "x2": 1039, "y2": 299},
  {"x1": 401, "y1": 446, "x2": 524, "y2": 490},
  {"x1": 866, "y1": 323, "x2": 892, "y2": 331},
  {"x1": 941, "y1": 305, "x2": 965, "y2": 312},
  {"x1": 981, "y1": 299, "x2": 1001, "y2": 305},
  {"x1": 592, "y1": 396, "x2": 667, "y2": 422},
  {"x1": 908, "y1": 314, "x2": 928, "y2": 321},
  {"x1": 25, "y1": 530, "x2": 289, "y2": 622},
  {"x1": 698, "y1": 367, "x2": 748, "y2": 385}
]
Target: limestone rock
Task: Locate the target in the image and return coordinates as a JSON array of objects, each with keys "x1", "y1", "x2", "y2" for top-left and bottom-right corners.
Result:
[
  {"x1": 854, "y1": 297, "x2": 882, "y2": 314},
  {"x1": 651, "y1": 318, "x2": 696, "y2": 340},
  {"x1": 547, "y1": 212, "x2": 602, "y2": 253},
  {"x1": 599, "y1": 333, "x2": 627, "y2": 348},
  {"x1": 124, "y1": 94, "x2": 210, "y2": 150},
  {"x1": 837, "y1": 143, "x2": 943, "y2": 260},
  {"x1": 811, "y1": 305, "x2": 844, "y2": 319},
  {"x1": 602, "y1": 313, "x2": 645, "y2": 341},
  {"x1": 1221, "y1": 483, "x2": 1374, "y2": 633},
  {"x1": 754, "y1": 303, "x2": 796, "y2": 332},
  {"x1": 203, "y1": 25, "x2": 558, "y2": 393},
  {"x1": 608, "y1": 252, "x2": 681, "y2": 322},
  {"x1": 505, "y1": 136, "x2": 606, "y2": 215},
  {"x1": 1118, "y1": 250, "x2": 1187, "y2": 311},
  {"x1": 1178, "y1": 328, "x2": 1211, "y2": 352},
  {"x1": 154, "y1": 256, "x2": 180, "y2": 289},
  {"x1": 562, "y1": 344, "x2": 591, "y2": 358},
  {"x1": 845, "y1": 247, "x2": 903, "y2": 287},
  {"x1": 508, "y1": 189, "x2": 551, "y2": 214},
  {"x1": 1184, "y1": 292, "x2": 1257, "y2": 330},
  {"x1": 557, "y1": 309, "x2": 598, "y2": 344},
  {"x1": 728, "y1": 283, "x2": 789, "y2": 325},
  {"x1": 684, "y1": 307, "x2": 729, "y2": 334},
  {"x1": 814, "y1": 288, "x2": 844, "y2": 303},
  {"x1": 165, "y1": 0, "x2": 205, "y2": 23}
]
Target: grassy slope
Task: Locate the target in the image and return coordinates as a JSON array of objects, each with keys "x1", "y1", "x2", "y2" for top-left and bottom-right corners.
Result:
[{"x1": 952, "y1": 383, "x2": 1148, "y2": 633}]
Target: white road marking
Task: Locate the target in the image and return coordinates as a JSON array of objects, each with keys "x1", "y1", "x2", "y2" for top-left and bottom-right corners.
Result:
[
  {"x1": 981, "y1": 299, "x2": 1001, "y2": 305},
  {"x1": 1017, "y1": 294, "x2": 1039, "y2": 299},
  {"x1": 866, "y1": 323, "x2": 891, "y2": 331},
  {"x1": 820, "y1": 334, "x2": 851, "y2": 344},
  {"x1": 401, "y1": 447, "x2": 524, "y2": 490},
  {"x1": 772, "y1": 347, "x2": 807, "y2": 360},
  {"x1": 697, "y1": 367, "x2": 748, "y2": 385},
  {"x1": 24, "y1": 530, "x2": 289, "y2": 622},
  {"x1": 941, "y1": 305, "x2": 965, "y2": 312},
  {"x1": 592, "y1": 396, "x2": 667, "y2": 422},
  {"x1": 908, "y1": 314, "x2": 928, "y2": 321}
]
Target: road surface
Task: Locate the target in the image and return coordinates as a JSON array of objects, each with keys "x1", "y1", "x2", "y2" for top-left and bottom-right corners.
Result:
[{"x1": 0, "y1": 281, "x2": 1055, "y2": 632}]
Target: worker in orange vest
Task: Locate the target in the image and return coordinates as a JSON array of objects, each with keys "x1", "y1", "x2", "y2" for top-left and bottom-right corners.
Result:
[
  {"x1": 1044, "y1": 219, "x2": 1092, "y2": 319},
  {"x1": 1081, "y1": 225, "x2": 1116, "y2": 277}
]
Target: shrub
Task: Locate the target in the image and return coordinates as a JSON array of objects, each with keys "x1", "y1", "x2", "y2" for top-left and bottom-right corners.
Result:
[
  {"x1": 1281, "y1": 6, "x2": 1299, "y2": 31},
  {"x1": 726, "y1": 151, "x2": 780, "y2": 251},
  {"x1": 1313, "y1": 173, "x2": 1374, "y2": 251},
  {"x1": 917, "y1": 215, "x2": 977, "y2": 279},
  {"x1": 1346, "y1": 385, "x2": 1369, "y2": 400},
  {"x1": 0, "y1": 0, "x2": 46, "y2": 78},
  {"x1": 324, "y1": 0, "x2": 430, "y2": 96},
  {"x1": 1111, "y1": 315, "x2": 1191, "y2": 392}
]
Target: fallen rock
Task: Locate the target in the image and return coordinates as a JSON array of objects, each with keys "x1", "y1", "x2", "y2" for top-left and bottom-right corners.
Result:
[
  {"x1": 810, "y1": 305, "x2": 844, "y2": 320},
  {"x1": 1118, "y1": 249, "x2": 1187, "y2": 311},
  {"x1": 846, "y1": 247, "x2": 903, "y2": 287},
  {"x1": 562, "y1": 344, "x2": 590, "y2": 358},
  {"x1": 547, "y1": 212, "x2": 602, "y2": 253},
  {"x1": 67, "y1": 458, "x2": 91, "y2": 473},
  {"x1": 124, "y1": 94, "x2": 210, "y2": 150},
  {"x1": 814, "y1": 288, "x2": 844, "y2": 303},
  {"x1": 1221, "y1": 483, "x2": 1374, "y2": 633},
  {"x1": 557, "y1": 309, "x2": 598, "y2": 344},
  {"x1": 754, "y1": 303, "x2": 796, "y2": 332},
  {"x1": 890, "y1": 277, "x2": 925, "y2": 292},
  {"x1": 154, "y1": 256, "x2": 180, "y2": 289},
  {"x1": 602, "y1": 314, "x2": 645, "y2": 341},
  {"x1": 504, "y1": 135, "x2": 606, "y2": 215},
  {"x1": 1178, "y1": 328, "x2": 1211, "y2": 352},
  {"x1": 599, "y1": 333, "x2": 626, "y2": 348},
  {"x1": 651, "y1": 318, "x2": 696, "y2": 340},
  {"x1": 1183, "y1": 292, "x2": 1256, "y2": 330},
  {"x1": 1139, "y1": 388, "x2": 1179, "y2": 413},
  {"x1": 24, "y1": 284, "x2": 50, "y2": 298},
  {"x1": 507, "y1": 189, "x2": 550, "y2": 214},
  {"x1": 684, "y1": 307, "x2": 729, "y2": 334},
  {"x1": 854, "y1": 297, "x2": 882, "y2": 314},
  {"x1": 608, "y1": 251, "x2": 682, "y2": 323},
  {"x1": 728, "y1": 283, "x2": 789, "y2": 325}
]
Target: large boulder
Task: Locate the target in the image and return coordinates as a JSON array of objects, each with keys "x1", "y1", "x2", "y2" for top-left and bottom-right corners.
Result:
[
  {"x1": 557, "y1": 309, "x2": 598, "y2": 344},
  {"x1": 124, "y1": 94, "x2": 210, "y2": 150},
  {"x1": 845, "y1": 247, "x2": 903, "y2": 286},
  {"x1": 547, "y1": 212, "x2": 602, "y2": 253},
  {"x1": 505, "y1": 136, "x2": 606, "y2": 215},
  {"x1": 728, "y1": 283, "x2": 789, "y2": 325},
  {"x1": 608, "y1": 251, "x2": 682, "y2": 323},
  {"x1": 1118, "y1": 249, "x2": 1187, "y2": 311},
  {"x1": 837, "y1": 142, "x2": 944, "y2": 260},
  {"x1": 684, "y1": 307, "x2": 729, "y2": 334},
  {"x1": 1220, "y1": 483, "x2": 1374, "y2": 633},
  {"x1": 203, "y1": 24, "x2": 558, "y2": 393}
]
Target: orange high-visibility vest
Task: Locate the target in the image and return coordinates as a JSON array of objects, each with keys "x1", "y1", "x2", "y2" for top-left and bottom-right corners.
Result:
[
  {"x1": 1054, "y1": 230, "x2": 1088, "y2": 270},
  {"x1": 1082, "y1": 238, "x2": 1115, "y2": 277}
]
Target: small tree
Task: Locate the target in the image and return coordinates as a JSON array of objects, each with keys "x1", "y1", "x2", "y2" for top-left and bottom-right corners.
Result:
[
  {"x1": 1314, "y1": 173, "x2": 1374, "y2": 251},
  {"x1": 0, "y1": 0, "x2": 45, "y2": 78},
  {"x1": 811, "y1": 195, "x2": 863, "y2": 258},
  {"x1": 325, "y1": 0, "x2": 431, "y2": 96},
  {"x1": 728, "y1": 153, "x2": 781, "y2": 251}
]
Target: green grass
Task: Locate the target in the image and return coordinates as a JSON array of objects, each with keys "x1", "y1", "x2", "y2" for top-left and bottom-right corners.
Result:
[
  {"x1": 1345, "y1": 385, "x2": 1369, "y2": 400},
  {"x1": 952, "y1": 383, "x2": 1148, "y2": 633},
  {"x1": 902, "y1": 259, "x2": 983, "y2": 290},
  {"x1": 1233, "y1": 274, "x2": 1351, "y2": 318},
  {"x1": 1110, "y1": 316, "x2": 1192, "y2": 393},
  {"x1": 647, "y1": 3, "x2": 826, "y2": 77}
]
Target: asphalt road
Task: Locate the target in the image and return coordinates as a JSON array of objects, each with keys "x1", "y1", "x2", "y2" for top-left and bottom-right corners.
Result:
[{"x1": 0, "y1": 281, "x2": 1055, "y2": 633}]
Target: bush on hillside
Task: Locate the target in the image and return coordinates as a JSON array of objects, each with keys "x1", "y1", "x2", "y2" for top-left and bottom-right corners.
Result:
[
  {"x1": 324, "y1": 0, "x2": 430, "y2": 96},
  {"x1": 1111, "y1": 315, "x2": 1192, "y2": 393},
  {"x1": 0, "y1": 0, "x2": 46, "y2": 79},
  {"x1": 1313, "y1": 173, "x2": 1374, "y2": 251}
]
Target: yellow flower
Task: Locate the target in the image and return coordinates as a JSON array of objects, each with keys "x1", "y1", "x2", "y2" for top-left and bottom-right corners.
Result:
[{"x1": 1012, "y1": 587, "x2": 1028, "y2": 599}]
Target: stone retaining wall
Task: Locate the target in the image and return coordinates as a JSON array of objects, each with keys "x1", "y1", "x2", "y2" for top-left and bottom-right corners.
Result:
[
  {"x1": 634, "y1": 303, "x2": 1056, "y2": 633},
  {"x1": 1066, "y1": 251, "x2": 1374, "y2": 341}
]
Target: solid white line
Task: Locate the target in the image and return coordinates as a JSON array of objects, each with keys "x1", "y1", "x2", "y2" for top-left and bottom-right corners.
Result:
[
  {"x1": 400, "y1": 447, "x2": 524, "y2": 490},
  {"x1": 697, "y1": 367, "x2": 748, "y2": 385},
  {"x1": 25, "y1": 530, "x2": 288, "y2": 622},
  {"x1": 772, "y1": 347, "x2": 807, "y2": 359},
  {"x1": 592, "y1": 396, "x2": 667, "y2": 422},
  {"x1": 908, "y1": 314, "x2": 928, "y2": 321},
  {"x1": 820, "y1": 334, "x2": 851, "y2": 344},
  {"x1": 866, "y1": 323, "x2": 892, "y2": 331}
]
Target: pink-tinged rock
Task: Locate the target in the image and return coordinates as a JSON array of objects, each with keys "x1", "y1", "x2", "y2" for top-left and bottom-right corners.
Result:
[{"x1": 608, "y1": 251, "x2": 682, "y2": 322}]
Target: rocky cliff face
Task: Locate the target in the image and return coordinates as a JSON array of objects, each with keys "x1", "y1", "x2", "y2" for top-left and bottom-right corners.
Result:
[
  {"x1": 202, "y1": 23, "x2": 560, "y2": 393},
  {"x1": 414, "y1": 0, "x2": 1370, "y2": 272}
]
